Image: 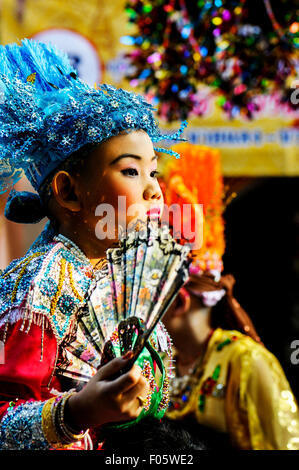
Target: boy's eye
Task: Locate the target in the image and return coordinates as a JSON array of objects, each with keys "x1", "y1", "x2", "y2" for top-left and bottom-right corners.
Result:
[
  {"x1": 151, "y1": 170, "x2": 160, "y2": 178},
  {"x1": 121, "y1": 168, "x2": 138, "y2": 176}
]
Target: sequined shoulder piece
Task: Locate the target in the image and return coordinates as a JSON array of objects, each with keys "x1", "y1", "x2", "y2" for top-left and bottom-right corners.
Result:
[
  {"x1": 0, "y1": 240, "x2": 94, "y2": 344},
  {"x1": 0, "y1": 244, "x2": 51, "y2": 323}
]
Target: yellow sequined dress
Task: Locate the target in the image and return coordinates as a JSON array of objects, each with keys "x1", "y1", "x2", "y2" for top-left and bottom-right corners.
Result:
[{"x1": 166, "y1": 328, "x2": 299, "y2": 450}]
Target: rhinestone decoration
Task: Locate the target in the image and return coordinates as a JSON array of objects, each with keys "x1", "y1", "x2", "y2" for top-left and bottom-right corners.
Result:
[{"x1": 0, "y1": 401, "x2": 50, "y2": 450}]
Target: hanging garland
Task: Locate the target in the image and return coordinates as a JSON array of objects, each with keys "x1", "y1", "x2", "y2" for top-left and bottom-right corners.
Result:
[{"x1": 123, "y1": 0, "x2": 299, "y2": 121}]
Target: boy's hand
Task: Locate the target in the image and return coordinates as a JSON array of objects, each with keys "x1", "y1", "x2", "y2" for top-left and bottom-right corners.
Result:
[{"x1": 65, "y1": 354, "x2": 149, "y2": 431}]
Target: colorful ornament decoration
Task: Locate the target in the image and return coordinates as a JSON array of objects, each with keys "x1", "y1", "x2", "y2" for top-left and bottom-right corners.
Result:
[
  {"x1": 123, "y1": 0, "x2": 298, "y2": 121},
  {"x1": 198, "y1": 364, "x2": 224, "y2": 412},
  {"x1": 168, "y1": 332, "x2": 239, "y2": 414}
]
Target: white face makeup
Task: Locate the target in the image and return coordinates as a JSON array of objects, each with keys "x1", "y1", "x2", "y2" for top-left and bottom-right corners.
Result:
[{"x1": 75, "y1": 129, "x2": 164, "y2": 245}]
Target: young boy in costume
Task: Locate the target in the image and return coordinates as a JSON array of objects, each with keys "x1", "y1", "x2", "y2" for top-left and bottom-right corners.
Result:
[
  {"x1": 0, "y1": 39, "x2": 188, "y2": 450},
  {"x1": 161, "y1": 143, "x2": 299, "y2": 450}
]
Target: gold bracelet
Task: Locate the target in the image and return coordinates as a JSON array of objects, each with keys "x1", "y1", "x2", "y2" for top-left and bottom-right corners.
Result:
[
  {"x1": 41, "y1": 397, "x2": 70, "y2": 449},
  {"x1": 57, "y1": 392, "x2": 88, "y2": 443}
]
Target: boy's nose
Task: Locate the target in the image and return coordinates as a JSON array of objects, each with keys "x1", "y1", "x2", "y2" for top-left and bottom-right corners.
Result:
[{"x1": 143, "y1": 185, "x2": 162, "y2": 201}]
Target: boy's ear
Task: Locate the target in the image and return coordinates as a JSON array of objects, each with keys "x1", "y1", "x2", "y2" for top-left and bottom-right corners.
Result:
[
  {"x1": 172, "y1": 287, "x2": 191, "y2": 317},
  {"x1": 51, "y1": 171, "x2": 81, "y2": 212}
]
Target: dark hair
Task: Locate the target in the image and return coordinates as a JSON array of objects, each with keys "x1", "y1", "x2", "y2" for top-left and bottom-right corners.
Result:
[
  {"x1": 210, "y1": 296, "x2": 234, "y2": 330},
  {"x1": 96, "y1": 417, "x2": 206, "y2": 452}
]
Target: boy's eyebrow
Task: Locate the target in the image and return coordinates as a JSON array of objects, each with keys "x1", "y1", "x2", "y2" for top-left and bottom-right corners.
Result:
[{"x1": 110, "y1": 154, "x2": 158, "y2": 165}]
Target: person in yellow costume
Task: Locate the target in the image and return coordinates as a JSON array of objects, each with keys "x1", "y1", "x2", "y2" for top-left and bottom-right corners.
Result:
[{"x1": 160, "y1": 143, "x2": 299, "y2": 450}]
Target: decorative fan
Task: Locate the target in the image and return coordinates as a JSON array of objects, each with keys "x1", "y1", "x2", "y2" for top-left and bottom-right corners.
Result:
[{"x1": 62, "y1": 218, "x2": 191, "y2": 382}]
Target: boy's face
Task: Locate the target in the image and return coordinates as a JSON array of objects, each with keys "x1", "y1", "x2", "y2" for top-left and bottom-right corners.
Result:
[{"x1": 76, "y1": 129, "x2": 164, "y2": 245}]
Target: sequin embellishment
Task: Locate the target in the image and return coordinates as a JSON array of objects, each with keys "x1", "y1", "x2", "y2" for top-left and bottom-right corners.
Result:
[{"x1": 0, "y1": 401, "x2": 50, "y2": 450}]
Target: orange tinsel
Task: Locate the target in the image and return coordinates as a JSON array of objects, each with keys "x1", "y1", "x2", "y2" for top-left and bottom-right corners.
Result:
[{"x1": 160, "y1": 143, "x2": 225, "y2": 273}]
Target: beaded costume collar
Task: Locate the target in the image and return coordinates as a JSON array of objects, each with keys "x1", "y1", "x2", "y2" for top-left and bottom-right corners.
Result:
[{"x1": 0, "y1": 224, "x2": 100, "y2": 346}]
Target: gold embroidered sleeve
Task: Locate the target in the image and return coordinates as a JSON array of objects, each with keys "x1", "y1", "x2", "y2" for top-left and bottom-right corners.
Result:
[{"x1": 226, "y1": 339, "x2": 299, "y2": 450}]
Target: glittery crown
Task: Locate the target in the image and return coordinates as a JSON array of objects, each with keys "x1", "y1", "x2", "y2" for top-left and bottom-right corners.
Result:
[
  {"x1": 160, "y1": 142, "x2": 225, "y2": 274},
  {"x1": 0, "y1": 39, "x2": 187, "y2": 195}
]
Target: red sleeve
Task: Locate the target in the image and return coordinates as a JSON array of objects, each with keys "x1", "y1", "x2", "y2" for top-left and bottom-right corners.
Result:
[
  {"x1": 0, "y1": 318, "x2": 60, "y2": 418},
  {"x1": 0, "y1": 316, "x2": 94, "y2": 450}
]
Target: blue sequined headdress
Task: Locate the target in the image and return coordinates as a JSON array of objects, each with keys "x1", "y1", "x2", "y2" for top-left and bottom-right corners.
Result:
[{"x1": 0, "y1": 39, "x2": 187, "y2": 223}]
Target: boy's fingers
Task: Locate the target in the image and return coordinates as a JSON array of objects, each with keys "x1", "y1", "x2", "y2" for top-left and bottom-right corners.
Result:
[
  {"x1": 106, "y1": 364, "x2": 142, "y2": 395},
  {"x1": 97, "y1": 355, "x2": 133, "y2": 381},
  {"x1": 122, "y1": 376, "x2": 149, "y2": 404}
]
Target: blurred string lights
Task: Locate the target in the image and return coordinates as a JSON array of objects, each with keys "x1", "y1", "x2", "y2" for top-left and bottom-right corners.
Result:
[{"x1": 121, "y1": 0, "x2": 299, "y2": 122}]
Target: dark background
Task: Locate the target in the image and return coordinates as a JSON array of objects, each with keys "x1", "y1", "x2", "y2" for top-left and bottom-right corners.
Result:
[{"x1": 223, "y1": 177, "x2": 299, "y2": 400}]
